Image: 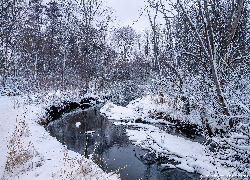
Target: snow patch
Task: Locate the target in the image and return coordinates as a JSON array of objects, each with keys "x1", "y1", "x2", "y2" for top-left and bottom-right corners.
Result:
[
  {"x1": 75, "y1": 122, "x2": 81, "y2": 128},
  {"x1": 100, "y1": 101, "x2": 136, "y2": 120},
  {"x1": 161, "y1": 163, "x2": 176, "y2": 169}
]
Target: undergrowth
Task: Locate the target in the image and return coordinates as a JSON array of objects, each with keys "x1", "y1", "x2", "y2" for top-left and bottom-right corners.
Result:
[{"x1": 4, "y1": 120, "x2": 44, "y2": 177}]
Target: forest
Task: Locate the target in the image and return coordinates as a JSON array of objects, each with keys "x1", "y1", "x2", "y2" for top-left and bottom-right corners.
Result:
[{"x1": 0, "y1": 0, "x2": 249, "y2": 179}]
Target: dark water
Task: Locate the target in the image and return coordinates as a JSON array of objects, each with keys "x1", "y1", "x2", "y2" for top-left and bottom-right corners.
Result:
[{"x1": 47, "y1": 108, "x2": 201, "y2": 180}]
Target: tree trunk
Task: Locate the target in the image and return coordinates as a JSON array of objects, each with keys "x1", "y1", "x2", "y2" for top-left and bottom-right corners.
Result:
[{"x1": 176, "y1": 0, "x2": 238, "y2": 128}]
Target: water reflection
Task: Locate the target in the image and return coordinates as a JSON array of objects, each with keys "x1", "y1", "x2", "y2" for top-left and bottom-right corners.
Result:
[
  {"x1": 47, "y1": 108, "x2": 129, "y2": 157},
  {"x1": 47, "y1": 108, "x2": 201, "y2": 180}
]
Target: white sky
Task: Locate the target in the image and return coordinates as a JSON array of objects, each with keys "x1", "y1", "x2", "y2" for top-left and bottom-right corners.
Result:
[
  {"x1": 42, "y1": 0, "x2": 168, "y2": 32},
  {"x1": 104, "y1": 0, "x2": 151, "y2": 32}
]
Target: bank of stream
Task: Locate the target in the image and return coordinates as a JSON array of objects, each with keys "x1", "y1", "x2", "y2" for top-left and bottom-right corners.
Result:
[{"x1": 46, "y1": 107, "x2": 202, "y2": 180}]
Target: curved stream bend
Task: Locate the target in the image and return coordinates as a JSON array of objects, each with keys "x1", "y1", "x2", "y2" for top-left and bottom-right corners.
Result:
[{"x1": 46, "y1": 107, "x2": 201, "y2": 180}]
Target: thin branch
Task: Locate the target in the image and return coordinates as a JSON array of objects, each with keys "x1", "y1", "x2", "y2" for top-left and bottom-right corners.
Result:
[
  {"x1": 203, "y1": 0, "x2": 214, "y2": 57},
  {"x1": 229, "y1": 0, "x2": 235, "y2": 30},
  {"x1": 132, "y1": 5, "x2": 149, "y2": 25},
  {"x1": 148, "y1": 0, "x2": 175, "y2": 19},
  {"x1": 229, "y1": 54, "x2": 250, "y2": 65},
  {"x1": 227, "y1": 0, "x2": 246, "y2": 46},
  {"x1": 198, "y1": 1, "x2": 211, "y2": 58},
  {"x1": 181, "y1": 51, "x2": 200, "y2": 60},
  {"x1": 177, "y1": 0, "x2": 209, "y2": 58}
]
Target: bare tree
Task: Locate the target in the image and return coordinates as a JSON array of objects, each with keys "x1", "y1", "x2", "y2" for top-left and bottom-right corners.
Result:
[
  {"x1": 148, "y1": 0, "x2": 248, "y2": 128},
  {"x1": 0, "y1": 0, "x2": 29, "y2": 84}
]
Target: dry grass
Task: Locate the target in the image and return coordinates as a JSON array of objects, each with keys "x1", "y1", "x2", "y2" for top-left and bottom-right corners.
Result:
[
  {"x1": 58, "y1": 143, "x2": 121, "y2": 180},
  {"x1": 58, "y1": 146, "x2": 98, "y2": 180},
  {"x1": 4, "y1": 120, "x2": 44, "y2": 177}
]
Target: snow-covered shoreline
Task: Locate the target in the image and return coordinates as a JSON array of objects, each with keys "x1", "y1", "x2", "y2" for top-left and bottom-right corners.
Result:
[
  {"x1": 100, "y1": 95, "x2": 250, "y2": 179},
  {"x1": 0, "y1": 95, "x2": 119, "y2": 180},
  {"x1": 1, "y1": 92, "x2": 249, "y2": 179}
]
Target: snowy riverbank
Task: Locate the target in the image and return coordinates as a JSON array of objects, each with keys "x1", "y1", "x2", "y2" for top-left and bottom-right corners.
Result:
[
  {"x1": 1, "y1": 92, "x2": 248, "y2": 179},
  {"x1": 100, "y1": 95, "x2": 250, "y2": 179},
  {"x1": 0, "y1": 95, "x2": 119, "y2": 180}
]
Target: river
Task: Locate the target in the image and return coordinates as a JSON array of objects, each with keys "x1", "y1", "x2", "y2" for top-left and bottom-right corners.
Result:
[{"x1": 46, "y1": 107, "x2": 201, "y2": 180}]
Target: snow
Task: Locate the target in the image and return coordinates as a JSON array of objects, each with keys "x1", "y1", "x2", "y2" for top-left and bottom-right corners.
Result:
[
  {"x1": 75, "y1": 122, "x2": 81, "y2": 128},
  {"x1": 85, "y1": 131, "x2": 96, "y2": 135},
  {"x1": 161, "y1": 163, "x2": 176, "y2": 169},
  {"x1": 1, "y1": 92, "x2": 248, "y2": 179},
  {"x1": 101, "y1": 102, "x2": 136, "y2": 120},
  {"x1": 0, "y1": 95, "x2": 119, "y2": 180},
  {"x1": 101, "y1": 95, "x2": 203, "y2": 126},
  {"x1": 231, "y1": 133, "x2": 249, "y2": 139},
  {"x1": 124, "y1": 123, "x2": 232, "y2": 175},
  {"x1": 100, "y1": 96, "x2": 248, "y2": 177}
]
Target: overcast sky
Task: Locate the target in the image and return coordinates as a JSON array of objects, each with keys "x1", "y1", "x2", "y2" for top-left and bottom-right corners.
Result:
[
  {"x1": 42, "y1": 0, "x2": 165, "y2": 32},
  {"x1": 104, "y1": 0, "x2": 151, "y2": 32}
]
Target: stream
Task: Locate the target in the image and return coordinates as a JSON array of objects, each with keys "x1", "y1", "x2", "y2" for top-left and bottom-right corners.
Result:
[{"x1": 46, "y1": 107, "x2": 201, "y2": 180}]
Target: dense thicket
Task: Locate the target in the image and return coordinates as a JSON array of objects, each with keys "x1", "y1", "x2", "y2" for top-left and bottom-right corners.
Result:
[
  {"x1": 0, "y1": 0, "x2": 249, "y2": 132},
  {"x1": 146, "y1": 0, "x2": 250, "y2": 131},
  {"x1": 1, "y1": 0, "x2": 115, "y2": 91}
]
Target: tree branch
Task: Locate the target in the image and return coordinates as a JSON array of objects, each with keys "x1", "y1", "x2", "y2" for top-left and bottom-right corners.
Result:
[
  {"x1": 177, "y1": 0, "x2": 209, "y2": 58},
  {"x1": 227, "y1": 0, "x2": 246, "y2": 46},
  {"x1": 203, "y1": 0, "x2": 214, "y2": 57}
]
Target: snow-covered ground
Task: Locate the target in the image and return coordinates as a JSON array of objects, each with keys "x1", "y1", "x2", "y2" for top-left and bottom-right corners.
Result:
[
  {"x1": 0, "y1": 95, "x2": 119, "y2": 180},
  {"x1": 100, "y1": 95, "x2": 250, "y2": 179},
  {"x1": 1, "y1": 92, "x2": 248, "y2": 179},
  {"x1": 101, "y1": 95, "x2": 202, "y2": 126}
]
